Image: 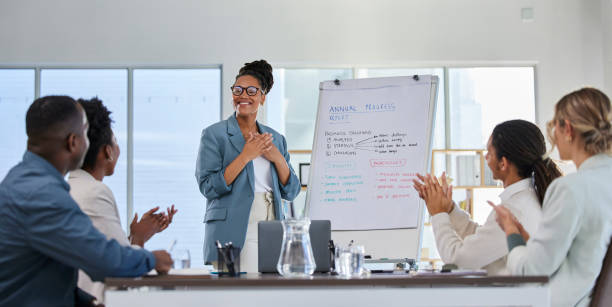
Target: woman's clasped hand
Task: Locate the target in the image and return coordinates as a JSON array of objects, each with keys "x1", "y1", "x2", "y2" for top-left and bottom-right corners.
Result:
[{"x1": 412, "y1": 172, "x2": 454, "y2": 216}]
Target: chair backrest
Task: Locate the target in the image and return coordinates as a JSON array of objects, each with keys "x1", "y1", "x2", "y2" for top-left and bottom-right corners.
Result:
[{"x1": 591, "y1": 237, "x2": 612, "y2": 307}]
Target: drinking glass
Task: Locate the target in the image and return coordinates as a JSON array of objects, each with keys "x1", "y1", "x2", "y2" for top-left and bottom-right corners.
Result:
[
  {"x1": 172, "y1": 249, "x2": 191, "y2": 269},
  {"x1": 350, "y1": 245, "x2": 365, "y2": 276},
  {"x1": 335, "y1": 244, "x2": 365, "y2": 278}
]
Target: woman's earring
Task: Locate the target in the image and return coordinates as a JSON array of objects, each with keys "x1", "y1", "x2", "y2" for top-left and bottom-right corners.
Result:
[{"x1": 108, "y1": 157, "x2": 114, "y2": 162}]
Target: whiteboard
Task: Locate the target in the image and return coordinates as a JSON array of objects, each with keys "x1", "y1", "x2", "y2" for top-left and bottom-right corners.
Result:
[{"x1": 306, "y1": 75, "x2": 438, "y2": 258}]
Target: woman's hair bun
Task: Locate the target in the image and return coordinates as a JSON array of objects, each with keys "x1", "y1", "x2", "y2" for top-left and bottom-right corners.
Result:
[{"x1": 237, "y1": 59, "x2": 274, "y2": 94}]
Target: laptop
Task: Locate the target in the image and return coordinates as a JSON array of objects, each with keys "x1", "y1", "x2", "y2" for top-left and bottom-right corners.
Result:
[{"x1": 258, "y1": 220, "x2": 331, "y2": 273}]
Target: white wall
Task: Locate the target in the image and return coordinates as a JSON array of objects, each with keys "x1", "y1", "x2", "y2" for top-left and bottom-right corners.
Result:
[
  {"x1": 604, "y1": 0, "x2": 612, "y2": 94},
  {"x1": 0, "y1": 0, "x2": 608, "y2": 129}
]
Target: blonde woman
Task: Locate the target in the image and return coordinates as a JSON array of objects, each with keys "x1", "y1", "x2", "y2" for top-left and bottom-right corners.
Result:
[{"x1": 491, "y1": 88, "x2": 612, "y2": 307}]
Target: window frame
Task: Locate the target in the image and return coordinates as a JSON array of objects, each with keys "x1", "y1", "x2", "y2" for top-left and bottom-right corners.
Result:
[
  {"x1": 0, "y1": 62, "x2": 537, "y2": 263},
  {"x1": 269, "y1": 63, "x2": 538, "y2": 151},
  {"x1": 0, "y1": 65, "x2": 223, "y2": 231}
]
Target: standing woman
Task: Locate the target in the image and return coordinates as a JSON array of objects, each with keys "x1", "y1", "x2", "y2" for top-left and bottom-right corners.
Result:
[
  {"x1": 491, "y1": 88, "x2": 612, "y2": 307},
  {"x1": 196, "y1": 60, "x2": 301, "y2": 272}
]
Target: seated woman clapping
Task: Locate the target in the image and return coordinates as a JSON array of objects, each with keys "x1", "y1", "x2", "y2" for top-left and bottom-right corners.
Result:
[
  {"x1": 68, "y1": 97, "x2": 178, "y2": 303},
  {"x1": 413, "y1": 120, "x2": 561, "y2": 275}
]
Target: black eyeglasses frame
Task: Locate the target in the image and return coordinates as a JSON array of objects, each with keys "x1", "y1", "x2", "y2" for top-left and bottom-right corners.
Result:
[{"x1": 230, "y1": 85, "x2": 265, "y2": 96}]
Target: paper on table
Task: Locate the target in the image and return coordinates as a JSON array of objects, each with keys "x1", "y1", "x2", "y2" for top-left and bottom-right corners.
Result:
[
  {"x1": 415, "y1": 269, "x2": 487, "y2": 277},
  {"x1": 169, "y1": 268, "x2": 211, "y2": 275},
  {"x1": 147, "y1": 268, "x2": 211, "y2": 276}
]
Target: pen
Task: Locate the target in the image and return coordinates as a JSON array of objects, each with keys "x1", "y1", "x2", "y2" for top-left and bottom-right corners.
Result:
[
  {"x1": 168, "y1": 239, "x2": 177, "y2": 253},
  {"x1": 328, "y1": 240, "x2": 336, "y2": 273},
  {"x1": 225, "y1": 242, "x2": 236, "y2": 276}
]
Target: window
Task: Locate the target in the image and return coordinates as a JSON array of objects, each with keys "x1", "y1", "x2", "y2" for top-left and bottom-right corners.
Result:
[
  {"x1": 0, "y1": 69, "x2": 35, "y2": 179},
  {"x1": 1, "y1": 64, "x2": 534, "y2": 265},
  {"x1": 40, "y1": 69, "x2": 129, "y2": 226},
  {"x1": 2, "y1": 67, "x2": 222, "y2": 268},
  {"x1": 133, "y1": 69, "x2": 221, "y2": 267},
  {"x1": 267, "y1": 68, "x2": 353, "y2": 150},
  {"x1": 449, "y1": 67, "x2": 536, "y2": 149}
]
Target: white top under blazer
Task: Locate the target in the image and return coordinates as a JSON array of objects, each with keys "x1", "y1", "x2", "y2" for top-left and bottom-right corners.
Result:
[{"x1": 253, "y1": 155, "x2": 273, "y2": 193}]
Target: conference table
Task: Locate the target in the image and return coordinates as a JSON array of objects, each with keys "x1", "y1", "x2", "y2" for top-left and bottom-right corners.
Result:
[{"x1": 105, "y1": 272, "x2": 550, "y2": 306}]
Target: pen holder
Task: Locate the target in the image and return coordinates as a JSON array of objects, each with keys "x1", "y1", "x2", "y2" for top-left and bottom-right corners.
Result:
[
  {"x1": 216, "y1": 247, "x2": 241, "y2": 277},
  {"x1": 329, "y1": 241, "x2": 337, "y2": 275}
]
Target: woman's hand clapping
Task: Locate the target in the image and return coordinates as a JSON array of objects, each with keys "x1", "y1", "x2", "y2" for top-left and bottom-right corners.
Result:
[
  {"x1": 129, "y1": 205, "x2": 178, "y2": 247},
  {"x1": 488, "y1": 201, "x2": 530, "y2": 241},
  {"x1": 412, "y1": 172, "x2": 454, "y2": 216}
]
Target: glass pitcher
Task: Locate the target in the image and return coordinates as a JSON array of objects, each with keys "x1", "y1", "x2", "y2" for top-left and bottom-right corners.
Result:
[{"x1": 276, "y1": 218, "x2": 316, "y2": 277}]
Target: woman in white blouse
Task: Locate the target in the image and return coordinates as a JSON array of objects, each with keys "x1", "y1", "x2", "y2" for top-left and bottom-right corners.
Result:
[
  {"x1": 413, "y1": 119, "x2": 561, "y2": 275},
  {"x1": 69, "y1": 97, "x2": 177, "y2": 303},
  {"x1": 491, "y1": 88, "x2": 612, "y2": 307}
]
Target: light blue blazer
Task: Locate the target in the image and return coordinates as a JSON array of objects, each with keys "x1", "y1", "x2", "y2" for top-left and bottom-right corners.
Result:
[{"x1": 195, "y1": 113, "x2": 301, "y2": 263}]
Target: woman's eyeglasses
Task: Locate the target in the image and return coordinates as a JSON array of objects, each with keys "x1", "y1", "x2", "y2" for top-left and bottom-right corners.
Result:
[{"x1": 231, "y1": 86, "x2": 263, "y2": 96}]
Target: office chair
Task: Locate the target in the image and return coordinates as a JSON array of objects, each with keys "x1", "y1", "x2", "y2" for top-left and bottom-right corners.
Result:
[{"x1": 590, "y1": 236, "x2": 612, "y2": 307}]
